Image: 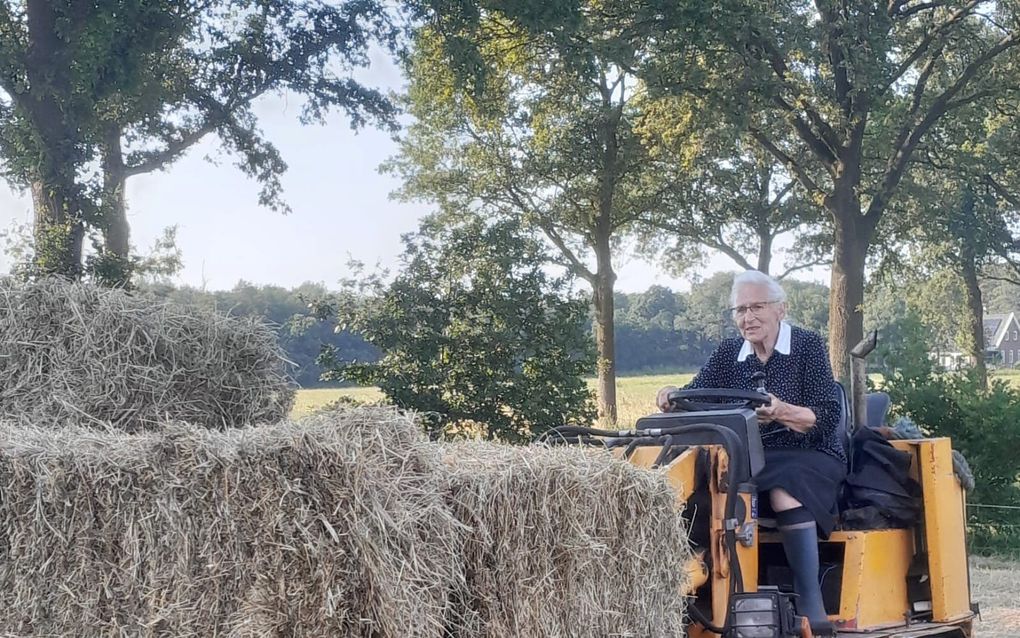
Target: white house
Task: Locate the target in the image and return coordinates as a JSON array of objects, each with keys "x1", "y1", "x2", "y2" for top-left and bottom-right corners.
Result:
[
  {"x1": 931, "y1": 312, "x2": 1020, "y2": 370},
  {"x1": 984, "y1": 312, "x2": 1020, "y2": 367}
]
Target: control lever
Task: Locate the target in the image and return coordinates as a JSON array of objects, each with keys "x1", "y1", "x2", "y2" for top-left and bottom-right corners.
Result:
[
  {"x1": 749, "y1": 372, "x2": 779, "y2": 436},
  {"x1": 750, "y1": 372, "x2": 770, "y2": 402}
]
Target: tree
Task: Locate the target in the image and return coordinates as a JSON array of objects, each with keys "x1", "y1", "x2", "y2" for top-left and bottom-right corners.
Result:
[
  {"x1": 613, "y1": 286, "x2": 714, "y2": 372},
  {"x1": 680, "y1": 271, "x2": 830, "y2": 345},
  {"x1": 784, "y1": 279, "x2": 831, "y2": 336},
  {"x1": 876, "y1": 87, "x2": 1020, "y2": 386},
  {"x1": 385, "y1": 13, "x2": 701, "y2": 423},
  {"x1": 636, "y1": 1, "x2": 1020, "y2": 385},
  {"x1": 980, "y1": 269, "x2": 1020, "y2": 314},
  {"x1": 638, "y1": 120, "x2": 827, "y2": 279},
  {"x1": 316, "y1": 216, "x2": 596, "y2": 441},
  {"x1": 0, "y1": 1, "x2": 184, "y2": 275},
  {"x1": 0, "y1": 0, "x2": 398, "y2": 283},
  {"x1": 681, "y1": 271, "x2": 741, "y2": 344}
]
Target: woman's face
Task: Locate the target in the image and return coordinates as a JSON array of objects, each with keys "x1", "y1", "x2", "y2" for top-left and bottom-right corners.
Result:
[{"x1": 732, "y1": 283, "x2": 786, "y2": 346}]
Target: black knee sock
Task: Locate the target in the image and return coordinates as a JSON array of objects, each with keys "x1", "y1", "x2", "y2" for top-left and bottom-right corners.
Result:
[{"x1": 777, "y1": 507, "x2": 830, "y2": 627}]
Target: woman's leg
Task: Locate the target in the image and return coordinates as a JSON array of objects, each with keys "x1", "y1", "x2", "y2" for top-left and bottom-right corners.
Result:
[{"x1": 770, "y1": 488, "x2": 833, "y2": 634}]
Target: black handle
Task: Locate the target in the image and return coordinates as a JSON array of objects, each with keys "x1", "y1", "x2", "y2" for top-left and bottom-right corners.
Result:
[{"x1": 750, "y1": 372, "x2": 767, "y2": 395}]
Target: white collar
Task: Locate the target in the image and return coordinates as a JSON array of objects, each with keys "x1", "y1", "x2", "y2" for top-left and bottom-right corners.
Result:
[{"x1": 737, "y1": 320, "x2": 791, "y2": 361}]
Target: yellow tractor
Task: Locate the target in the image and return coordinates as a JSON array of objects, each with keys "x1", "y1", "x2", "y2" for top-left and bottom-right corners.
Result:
[{"x1": 545, "y1": 337, "x2": 976, "y2": 638}]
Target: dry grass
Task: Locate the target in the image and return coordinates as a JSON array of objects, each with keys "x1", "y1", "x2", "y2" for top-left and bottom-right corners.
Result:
[
  {"x1": 0, "y1": 407, "x2": 693, "y2": 637},
  {"x1": 0, "y1": 277, "x2": 294, "y2": 429},
  {"x1": 291, "y1": 374, "x2": 692, "y2": 421},
  {"x1": 972, "y1": 556, "x2": 1020, "y2": 637},
  {"x1": 293, "y1": 386, "x2": 383, "y2": 416},
  {"x1": 297, "y1": 370, "x2": 1020, "y2": 423},
  {"x1": 0, "y1": 409, "x2": 462, "y2": 637},
  {"x1": 440, "y1": 442, "x2": 690, "y2": 637}
]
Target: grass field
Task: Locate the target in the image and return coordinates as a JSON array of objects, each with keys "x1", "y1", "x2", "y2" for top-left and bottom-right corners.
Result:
[
  {"x1": 293, "y1": 369, "x2": 1020, "y2": 420},
  {"x1": 292, "y1": 373, "x2": 695, "y2": 421}
]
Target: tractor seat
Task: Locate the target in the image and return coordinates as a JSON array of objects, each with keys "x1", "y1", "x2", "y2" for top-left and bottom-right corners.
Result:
[
  {"x1": 865, "y1": 391, "x2": 890, "y2": 428},
  {"x1": 834, "y1": 385, "x2": 892, "y2": 465}
]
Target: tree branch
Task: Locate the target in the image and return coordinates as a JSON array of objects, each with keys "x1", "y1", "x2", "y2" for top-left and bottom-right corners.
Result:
[
  {"x1": 534, "y1": 216, "x2": 595, "y2": 283},
  {"x1": 882, "y1": 0, "x2": 984, "y2": 93},
  {"x1": 945, "y1": 89, "x2": 997, "y2": 111},
  {"x1": 747, "y1": 29, "x2": 842, "y2": 164},
  {"x1": 704, "y1": 237, "x2": 755, "y2": 272},
  {"x1": 815, "y1": 0, "x2": 854, "y2": 117},
  {"x1": 123, "y1": 120, "x2": 220, "y2": 177},
  {"x1": 749, "y1": 128, "x2": 828, "y2": 203},
  {"x1": 983, "y1": 174, "x2": 1020, "y2": 209},
  {"x1": 895, "y1": 1, "x2": 953, "y2": 18},
  {"x1": 869, "y1": 31, "x2": 1020, "y2": 220},
  {"x1": 769, "y1": 178, "x2": 797, "y2": 208},
  {"x1": 777, "y1": 255, "x2": 830, "y2": 280}
]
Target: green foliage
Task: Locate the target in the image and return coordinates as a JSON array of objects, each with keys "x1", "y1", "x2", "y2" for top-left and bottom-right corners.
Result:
[
  {"x1": 981, "y1": 270, "x2": 1020, "y2": 314},
  {"x1": 682, "y1": 271, "x2": 741, "y2": 344},
  {"x1": 317, "y1": 216, "x2": 596, "y2": 441},
  {"x1": 141, "y1": 280, "x2": 375, "y2": 388},
  {"x1": 388, "y1": 4, "x2": 724, "y2": 420},
  {"x1": 613, "y1": 276, "x2": 831, "y2": 371},
  {"x1": 783, "y1": 279, "x2": 829, "y2": 335},
  {"x1": 3, "y1": 221, "x2": 183, "y2": 288},
  {"x1": 0, "y1": 0, "x2": 400, "y2": 280},
  {"x1": 882, "y1": 330, "x2": 1020, "y2": 557},
  {"x1": 614, "y1": 285, "x2": 713, "y2": 372},
  {"x1": 639, "y1": 127, "x2": 828, "y2": 279}
]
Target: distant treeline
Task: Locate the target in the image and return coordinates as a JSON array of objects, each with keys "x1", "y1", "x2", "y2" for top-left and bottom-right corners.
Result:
[
  {"x1": 144, "y1": 281, "x2": 376, "y2": 388},
  {"x1": 145, "y1": 271, "x2": 1020, "y2": 386},
  {"x1": 144, "y1": 273, "x2": 833, "y2": 387}
]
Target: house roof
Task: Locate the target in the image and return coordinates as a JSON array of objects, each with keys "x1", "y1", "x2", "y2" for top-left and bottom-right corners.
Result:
[
  {"x1": 985, "y1": 312, "x2": 1017, "y2": 348},
  {"x1": 985, "y1": 315, "x2": 1006, "y2": 346}
]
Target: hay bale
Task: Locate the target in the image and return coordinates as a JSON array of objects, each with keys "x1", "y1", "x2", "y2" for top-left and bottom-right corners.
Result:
[
  {"x1": 0, "y1": 408, "x2": 463, "y2": 637},
  {"x1": 440, "y1": 442, "x2": 691, "y2": 638},
  {"x1": 0, "y1": 277, "x2": 294, "y2": 430}
]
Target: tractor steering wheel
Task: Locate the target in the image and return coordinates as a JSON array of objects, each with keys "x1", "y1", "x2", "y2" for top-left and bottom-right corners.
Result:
[{"x1": 666, "y1": 388, "x2": 771, "y2": 412}]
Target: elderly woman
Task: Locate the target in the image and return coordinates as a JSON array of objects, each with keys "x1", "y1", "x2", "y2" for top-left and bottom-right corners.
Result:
[{"x1": 657, "y1": 270, "x2": 844, "y2": 637}]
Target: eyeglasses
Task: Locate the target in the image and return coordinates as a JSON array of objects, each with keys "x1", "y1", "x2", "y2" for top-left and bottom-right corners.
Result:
[{"x1": 729, "y1": 300, "x2": 780, "y2": 318}]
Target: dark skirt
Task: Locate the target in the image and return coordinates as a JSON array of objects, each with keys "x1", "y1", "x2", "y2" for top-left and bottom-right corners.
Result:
[{"x1": 756, "y1": 448, "x2": 846, "y2": 537}]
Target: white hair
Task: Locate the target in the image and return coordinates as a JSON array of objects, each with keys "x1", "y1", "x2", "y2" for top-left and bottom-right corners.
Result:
[{"x1": 730, "y1": 270, "x2": 787, "y2": 306}]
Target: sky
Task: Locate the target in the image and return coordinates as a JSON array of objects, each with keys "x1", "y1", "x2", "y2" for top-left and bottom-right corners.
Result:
[{"x1": 0, "y1": 53, "x2": 826, "y2": 294}]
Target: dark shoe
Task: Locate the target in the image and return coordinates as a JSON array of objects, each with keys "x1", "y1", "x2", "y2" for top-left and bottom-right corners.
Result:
[{"x1": 809, "y1": 620, "x2": 837, "y2": 637}]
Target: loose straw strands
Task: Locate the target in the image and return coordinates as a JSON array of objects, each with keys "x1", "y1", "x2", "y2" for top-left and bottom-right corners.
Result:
[{"x1": 0, "y1": 277, "x2": 294, "y2": 430}]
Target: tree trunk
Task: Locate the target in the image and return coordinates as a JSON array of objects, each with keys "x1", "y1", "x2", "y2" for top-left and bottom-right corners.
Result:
[
  {"x1": 100, "y1": 123, "x2": 132, "y2": 285},
  {"x1": 828, "y1": 213, "x2": 873, "y2": 386},
  {"x1": 592, "y1": 233, "x2": 618, "y2": 424},
  {"x1": 757, "y1": 230, "x2": 773, "y2": 275},
  {"x1": 102, "y1": 125, "x2": 129, "y2": 260},
  {"x1": 24, "y1": 0, "x2": 88, "y2": 278},
  {"x1": 960, "y1": 243, "x2": 987, "y2": 388},
  {"x1": 31, "y1": 181, "x2": 84, "y2": 277}
]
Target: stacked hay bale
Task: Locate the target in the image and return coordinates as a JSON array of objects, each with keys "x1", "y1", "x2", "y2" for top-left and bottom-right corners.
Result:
[
  {"x1": 0, "y1": 410, "x2": 464, "y2": 637},
  {"x1": 0, "y1": 408, "x2": 692, "y2": 637},
  {"x1": 0, "y1": 278, "x2": 693, "y2": 636},
  {"x1": 440, "y1": 442, "x2": 691, "y2": 637},
  {"x1": 0, "y1": 277, "x2": 294, "y2": 429}
]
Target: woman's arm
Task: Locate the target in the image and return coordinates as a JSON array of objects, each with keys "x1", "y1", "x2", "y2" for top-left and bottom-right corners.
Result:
[
  {"x1": 794, "y1": 332, "x2": 840, "y2": 443},
  {"x1": 756, "y1": 331, "x2": 839, "y2": 442},
  {"x1": 756, "y1": 394, "x2": 817, "y2": 433}
]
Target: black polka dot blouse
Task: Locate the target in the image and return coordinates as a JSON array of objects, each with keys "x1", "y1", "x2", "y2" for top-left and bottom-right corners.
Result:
[{"x1": 685, "y1": 324, "x2": 847, "y2": 464}]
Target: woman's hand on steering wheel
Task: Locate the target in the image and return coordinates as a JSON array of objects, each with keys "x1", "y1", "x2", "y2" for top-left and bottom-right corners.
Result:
[
  {"x1": 656, "y1": 385, "x2": 679, "y2": 412},
  {"x1": 755, "y1": 392, "x2": 782, "y2": 424}
]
